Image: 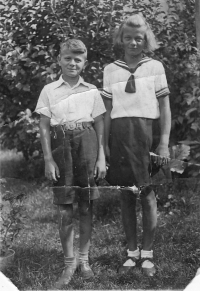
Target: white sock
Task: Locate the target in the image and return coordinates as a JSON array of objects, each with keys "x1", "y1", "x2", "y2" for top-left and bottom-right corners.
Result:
[
  {"x1": 78, "y1": 251, "x2": 88, "y2": 263},
  {"x1": 123, "y1": 248, "x2": 140, "y2": 267},
  {"x1": 127, "y1": 248, "x2": 140, "y2": 259},
  {"x1": 64, "y1": 256, "x2": 76, "y2": 267},
  {"x1": 141, "y1": 249, "x2": 154, "y2": 268}
]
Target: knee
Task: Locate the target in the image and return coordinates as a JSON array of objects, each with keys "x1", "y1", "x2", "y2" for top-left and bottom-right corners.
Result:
[
  {"x1": 120, "y1": 190, "x2": 137, "y2": 208},
  {"x1": 141, "y1": 189, "x2": 157, "y2": 209},
  {"x1": 57, "y1": 205, "x2": 73, "y2": 226},
  {"x1": 79, "y1": 207, "x2": 89, "y2": 217},
  {"x1": 79, "y1": 201, "x2": 92, "y2": 218}
]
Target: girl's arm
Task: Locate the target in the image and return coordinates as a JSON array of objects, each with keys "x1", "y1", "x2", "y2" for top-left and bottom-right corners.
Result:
[
  {"x1": 156, "y1": 95, "x2": 171, "y2": 159},
  {"x1": 93, "y1": 115, "x2": 106, "y2": 180},
  {"x1": 103, "y1": 98, "x2": 112, "y2": 162},
  {"x1": 39, "y1": 114, "x2": 60, "y2": 181}
]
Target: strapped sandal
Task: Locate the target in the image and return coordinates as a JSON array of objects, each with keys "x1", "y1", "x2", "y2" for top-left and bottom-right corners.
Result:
[
  {"x1": 140, "y1": 257, "x2": 156, "y2": 277},
  {"x1": 118, "y1": 256, "x2": 139, "y2": 274}
]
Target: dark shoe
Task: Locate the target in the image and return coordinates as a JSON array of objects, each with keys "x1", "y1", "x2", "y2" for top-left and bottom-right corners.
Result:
[
  {"x1": 140, "y1": 257, "x2": 156, "y2": 277},
  {"x1": 54, "y1": 265, "x2": 76, "y2": 289},
  {"x1": 78, "y1": 261, "x2": 94, "y2": 280},
  {"x1": 118, "y1": 257, "x2": 139, "y2": 274}
]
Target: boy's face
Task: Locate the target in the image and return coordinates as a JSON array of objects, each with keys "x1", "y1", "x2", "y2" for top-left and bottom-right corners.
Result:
[
  {"x1": 58, "y1": 48, "x2": 87, "y2": 79},
  {"x1": 122, "y1": 25, "x2": 146, "y2": 57}
]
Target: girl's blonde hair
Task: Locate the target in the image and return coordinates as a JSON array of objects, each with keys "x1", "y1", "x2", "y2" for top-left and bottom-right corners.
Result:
[{"x1": 113, "y1": 14, "x2": 159, "y2": 52}]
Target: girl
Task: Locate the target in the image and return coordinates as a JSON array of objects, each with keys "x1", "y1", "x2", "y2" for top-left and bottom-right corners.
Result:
[{"x1": 102, "y1": 14, "x2": 171, "y2": 276}]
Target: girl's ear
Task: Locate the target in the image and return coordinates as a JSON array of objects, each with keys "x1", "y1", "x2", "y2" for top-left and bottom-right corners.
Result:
[
  {"x1": 143, "y1": 40, "x2": 148, "y2": 53},
  {"x1": 57, "y1": 54, "x2": 61, "y2": 65}
]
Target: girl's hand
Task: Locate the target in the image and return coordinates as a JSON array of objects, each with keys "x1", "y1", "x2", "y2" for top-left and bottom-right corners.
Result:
[
  {"x1": 155, "y1": 144, "x2": 170, "y2": 166},
  {"x1": 45, "y1": 158, "x2": 60, "y2": 181},
  {"x1": 94, "y1": 158, "x2": 106, "y2": 181}
]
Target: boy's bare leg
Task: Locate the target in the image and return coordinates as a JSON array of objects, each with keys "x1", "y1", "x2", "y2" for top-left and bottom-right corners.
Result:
[
  {"x1": 79, "y1": 200, "x2": 93, "y2": 252},
  {"x1": 78, "y1": 200, "x2": 94, "y2": 279},
  {"x1": 120, "y1": 190, "x2": 137, "y2": 251},
  {"x1": 54, "y1": 204, "x2": 75, "y2": 288},
  {"x1": 57, "y1": 204, "x2": 74, "y2": 257}
]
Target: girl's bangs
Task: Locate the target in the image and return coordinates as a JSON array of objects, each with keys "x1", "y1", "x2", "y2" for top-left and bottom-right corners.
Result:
[{"x1": 125, "y1": 15, "x2": 147, "y2": 28}]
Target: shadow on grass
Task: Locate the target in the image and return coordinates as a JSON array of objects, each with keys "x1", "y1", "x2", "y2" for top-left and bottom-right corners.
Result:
[
  {"x1": 94, "y1": 189, "x2": 121, "y2": 222},
  {"x1": 4, "y1": 246, "x2": 64, "y2": 290},
  {"x1": 32, "y1": 213, "x2": 58, "y2": 224}
]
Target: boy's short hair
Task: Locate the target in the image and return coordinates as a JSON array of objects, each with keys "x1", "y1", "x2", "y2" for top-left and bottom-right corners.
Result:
[
  {"x1": 59, "y1": 39, "x2": 87, "y2": 58},
  {"x1": 113, "y1": 14, "x2": 159, "y2": 52}
]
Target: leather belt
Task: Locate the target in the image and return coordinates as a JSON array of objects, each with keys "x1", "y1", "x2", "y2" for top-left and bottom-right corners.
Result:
[{"x1": 56, "y1": 121, "x2": 93, "y2": 131}]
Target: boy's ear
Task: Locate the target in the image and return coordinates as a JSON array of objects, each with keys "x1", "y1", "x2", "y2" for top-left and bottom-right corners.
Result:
[{"x1": 83, "y1": 59, "x2": 88, "y2": 69}]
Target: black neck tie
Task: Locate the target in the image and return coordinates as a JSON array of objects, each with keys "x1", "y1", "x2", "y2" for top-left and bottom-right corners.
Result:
[
  {"x1": 125, "y1": 74, "x2": 136, "y2": 93},
  {"x1": 125, "y1": 67, "x2": 137, "y2": 93},
  {"x1": 115, "y1": 56, "x2": 150, "y2": 94}
]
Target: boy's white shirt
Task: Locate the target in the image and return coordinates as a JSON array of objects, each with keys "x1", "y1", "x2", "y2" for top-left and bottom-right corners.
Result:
[
  {"x1": 35, "y1": 75, "x2": 106, "y2": 126},
  {"x1": 102, "y1": 58, "x2": 170, "y2": 119}
]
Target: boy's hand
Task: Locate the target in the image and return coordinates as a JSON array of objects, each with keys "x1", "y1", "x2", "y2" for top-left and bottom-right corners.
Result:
[
  {"x1": 45, "y1": 158, "x2": 60, "y2": 181},
  {"x1": 94, "y1": 158, "x2": 106, "y2": 181},
  {"x1": 155, "y1": 144, "x2": 170, "y2": 166}
]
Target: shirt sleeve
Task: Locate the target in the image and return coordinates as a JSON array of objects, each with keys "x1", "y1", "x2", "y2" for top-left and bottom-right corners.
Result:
[
  {"x1": 92, "y1": 89, "x2": 106, "y2": 119},
  {"x1": 155, "y1": 62, "x2": 170, "y2": 98},
  {"x1": 101, "y1": 65, "x2": 113, "y2": 99},
  {"x1": 35, "y1": 86, "x2": 51, "y2": 118}
]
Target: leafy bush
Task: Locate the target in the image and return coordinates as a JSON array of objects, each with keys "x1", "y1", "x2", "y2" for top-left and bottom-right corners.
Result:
[
  {"x1": 0, "y1": 0, "x2": 199, "y2": 177},
  {"x1": 0, "y1": 178, "x2": 27, "y2": 256}
]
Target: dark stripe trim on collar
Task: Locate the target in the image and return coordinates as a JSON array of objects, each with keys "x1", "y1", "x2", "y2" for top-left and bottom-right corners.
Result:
[{"x1": 114, "y1": 57, "x2": 152, "y2": 73}]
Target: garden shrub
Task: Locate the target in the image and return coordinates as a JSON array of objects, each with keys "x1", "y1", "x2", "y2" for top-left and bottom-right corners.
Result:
[{"x1": 0, "y1": 0, "x2": 199, "y2": 178}]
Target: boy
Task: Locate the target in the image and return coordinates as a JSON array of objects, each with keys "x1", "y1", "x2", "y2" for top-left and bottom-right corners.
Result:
[{"x1": 35, "y1": 39, "x2": 106, "y2": 288}]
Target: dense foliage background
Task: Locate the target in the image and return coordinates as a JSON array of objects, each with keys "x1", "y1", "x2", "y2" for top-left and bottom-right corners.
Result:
[{"x1": 0, "y1": 0, "x2": 200, "y2": 178}]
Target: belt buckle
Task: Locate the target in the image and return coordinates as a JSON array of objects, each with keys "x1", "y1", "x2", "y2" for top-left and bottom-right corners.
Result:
[{"x1": 68, "y1": 122, "x2": 76, "y2": 130}]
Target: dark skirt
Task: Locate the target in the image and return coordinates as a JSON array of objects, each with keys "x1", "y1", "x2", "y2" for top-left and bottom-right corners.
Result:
[
  {"x1": 108, "y1": 117, "x2": 153, "y2": 188},
  {"x1": 108, "y1": 117, "x2": 171, "y2": 188},
  {"x1": 51, "y1": 125, "x2": 99, "y2": 204}
]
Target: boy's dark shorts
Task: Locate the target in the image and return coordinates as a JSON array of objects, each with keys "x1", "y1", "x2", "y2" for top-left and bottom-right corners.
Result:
[{"x1": 50, "y1": 124, "x2": 100, "y2": 204}]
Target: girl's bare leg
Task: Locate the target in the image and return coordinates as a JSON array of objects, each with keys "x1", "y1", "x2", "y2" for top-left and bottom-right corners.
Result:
[
  {"x1": 141, "y1": 188, "x2": 157, "y2": 250},
  {"x1": 120, "y1": 190, "x2": 137, "y2": 251},
  {"x1": 140, "y1": 187, "x2": 157, "y2": 276}
]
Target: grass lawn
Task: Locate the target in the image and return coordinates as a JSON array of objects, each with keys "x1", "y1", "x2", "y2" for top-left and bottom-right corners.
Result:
[{"x1": 1, "y1": 150, "x2": 200, "y2": 290}]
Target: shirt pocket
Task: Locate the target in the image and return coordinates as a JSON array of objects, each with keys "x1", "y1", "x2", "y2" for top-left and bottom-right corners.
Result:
[{"x1": 74, "y1": 91, "x2": 94, "y2": 118}]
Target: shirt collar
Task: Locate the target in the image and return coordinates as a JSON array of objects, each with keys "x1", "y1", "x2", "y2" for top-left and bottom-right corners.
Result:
[
  {"x1": 53, "y1": 75, "x2": 89, "y2": 89},
  {"x1": 114, "y1": 56, "x2": 152, "y2": 73}
]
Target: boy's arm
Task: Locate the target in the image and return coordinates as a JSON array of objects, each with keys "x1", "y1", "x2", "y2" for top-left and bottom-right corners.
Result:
[
  {"x1": 156, "y1": 95, "x2": 171, "y2": 163},
  {"x1": 39, "y1": 114, "x2": 60, "y2": 181},
  {"x1": 103, "y1": 98, "x2": 112, "y2": 162},
  {"x1": 93, "y1": 115, "x2": 106, "y2": 180}
]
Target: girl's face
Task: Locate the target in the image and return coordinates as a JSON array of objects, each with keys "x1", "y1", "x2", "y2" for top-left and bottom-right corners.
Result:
[{"x1": 122, "y1": 25, "x2": 146, "y2": 57}]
